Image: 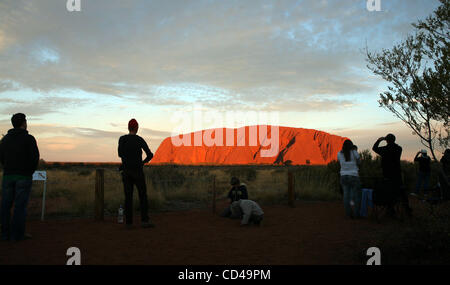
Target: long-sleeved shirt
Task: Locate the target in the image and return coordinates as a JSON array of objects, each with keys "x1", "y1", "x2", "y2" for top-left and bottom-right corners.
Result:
[
  {"x1": 414, "y1": 154, "x2": 431, "y2": 173},
  {"x1": 118, "y1": 134, "x2": 153, "y2": 171},
  {"x1": 232, "y1": 199, "x2": 264, "y2": 225},
  {"x1": 441, "y1": 154, "x2": 450, "y2": 176},
  {"x1": 337, "y1": 149, "x2": 360, "y2": 177},
  {"x1": 0, "y1": 128, "x2": 40, "y2": 177},
  {"x1": 372, "y1": 140, "x2": 402, "y2": 182}
]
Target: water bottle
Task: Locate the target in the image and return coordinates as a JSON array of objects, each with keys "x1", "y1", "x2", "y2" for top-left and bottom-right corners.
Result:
[{"x1": 118, "y1": 205, "x2": 124, "y2": 224}]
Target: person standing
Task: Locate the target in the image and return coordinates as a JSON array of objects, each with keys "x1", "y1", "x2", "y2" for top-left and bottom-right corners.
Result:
[
  {"x1": 439, "y1": 149, "x2": 450, "y2": 200},
  {"x1": 0, "y1": 113, "x2": 40, "y2": 241},
  {"x1": 413, "y1": 149, "x2": 431, "y2": 195},
  {"x1": 372, "y1": 134, "x2": 411, "y2": 216},
  {"x1": 337, "y1": 140, "x2": 361, "y2": 218},
  {"x1": 441, "y1": 149, "x2": 450, "y2": 177},
  {"x1": 118, "y1": 118, "x2": 154, "y2": 228}
]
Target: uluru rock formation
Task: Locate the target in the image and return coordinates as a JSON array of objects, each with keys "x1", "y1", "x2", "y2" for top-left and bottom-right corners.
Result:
[{"x1": 150, "y1": 126, "x2": 348, "y2": 165}]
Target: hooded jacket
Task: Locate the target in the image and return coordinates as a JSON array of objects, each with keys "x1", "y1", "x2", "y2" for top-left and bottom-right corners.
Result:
[{"x1": 0, "y1": 128, "x2": 40, "y2": 177}]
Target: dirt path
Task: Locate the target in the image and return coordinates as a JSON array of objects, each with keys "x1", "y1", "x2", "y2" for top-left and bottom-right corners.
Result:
[{"x1": 0, "y1": 201, "x2": 387, "y2": 265}]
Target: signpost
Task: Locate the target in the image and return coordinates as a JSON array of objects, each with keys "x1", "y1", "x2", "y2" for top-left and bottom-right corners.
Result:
[{"x1": 32, "y1": 171, "x2": 47, "y2": 221}]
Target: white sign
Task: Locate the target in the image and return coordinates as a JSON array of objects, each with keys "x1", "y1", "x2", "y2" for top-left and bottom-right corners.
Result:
[
  {"x1": 367, "y1": 0, "x2": 381, "y2": 12},
  {"x1": 67, "y1": 0, "x2": 81, "y2": 12},
  {"x1": 33, "y1": 171, "x2": 47, "y2": 181}
]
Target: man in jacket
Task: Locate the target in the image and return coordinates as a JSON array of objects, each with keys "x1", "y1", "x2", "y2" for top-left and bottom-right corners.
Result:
[
  {"x1": 372, "y1": 134, "x2": 411, "y2": 216},
  {"x1": 118, "y1": 118, "x2": 154, "y2": 228},
  {"x1": 0, "y1": 113, "x2": 40, "y2": 241}
]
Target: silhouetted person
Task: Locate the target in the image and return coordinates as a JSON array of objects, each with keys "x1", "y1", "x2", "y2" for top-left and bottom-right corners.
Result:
[
  {"x1": 230, "y1": 199, "x2": 264, "y2": 226},
  {"x1": 372, "y1": 134, "x2": 411, "y2": 216},
  {"x1": 220, "y1": 177, "x2": 248, "y2": 218},
  {"x1": 439, "y1": 149, "x2": 450, "y2": 200},
  {"x1": 118, "y1": 119, "x2": 154, "y2": 228},
  {"x1": 441, "y1": 149, "x2": 450, "y2": 177},
  {"x1": 413, "y1": 149, "x2": 431, "y2": 195},
  {"x1": 0, "y1": 113, "x2": 39, "y2": 241},
  {"x1": 337, "y1": 139, "x2": 361, "y2": 219}
]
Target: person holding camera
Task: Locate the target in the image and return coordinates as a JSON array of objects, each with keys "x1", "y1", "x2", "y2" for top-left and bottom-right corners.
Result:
[
  {"x1": 372, "y1": 134, "x2": 411, "y2": 217},
  {"x1": 413, "y1": 149, "x2": 431, "y2": 195},
  {"x1": 337, "y1": 140, "x2": 361, "y2": 218}
]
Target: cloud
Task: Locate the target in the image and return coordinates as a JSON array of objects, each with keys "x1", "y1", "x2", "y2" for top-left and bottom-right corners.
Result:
[
  {"x1": 73, "y1": 127, "x2": 123, "y2": 139},
  {"x1": 140, "y1": 128, "x2": 172, "y2": 139},
  {"x1": 0, "y1": 122, "x2": 167, "y2": 162},
  {"x1": 0, "y1": 95, "x2": 90, "y2": 117},
  {"x1": 0, "y1": 28, "x2": 14, "y2": 52},
  {"x1": 0, "y1": 80, "x2": 20, "y2": 93},
  {"x1": 332, "y1": 121, "x2": 436, "y2": 161},
  {"x1": 0, "y1": 0, "x2": 442, "y2": 161},
  {"x1": 22, "y1": 123, "x2": 170, "y2": 139},
  {"x1": 42, "y1": 137, "x2": 77, "y2": 151},
  {"x1": 0, "y1": 0, "x2": 440, "y2": 113}
]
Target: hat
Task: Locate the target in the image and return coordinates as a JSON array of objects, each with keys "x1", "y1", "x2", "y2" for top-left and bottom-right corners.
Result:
[
  {"x1": 421, "y1": 149, "x2": 427, "y2": 154},
  {"x1": 128, "y1": 119, "x2": 139, "y2": 131}
]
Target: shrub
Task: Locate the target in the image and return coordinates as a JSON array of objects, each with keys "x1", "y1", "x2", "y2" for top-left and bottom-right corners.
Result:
[{"x1": 373, "y1": 202, "x2": 450, "y2": 264}]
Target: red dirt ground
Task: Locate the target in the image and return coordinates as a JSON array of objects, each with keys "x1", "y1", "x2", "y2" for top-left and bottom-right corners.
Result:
[{"x1": 0, "y1": 201, "x2": 387, "y2": 265}]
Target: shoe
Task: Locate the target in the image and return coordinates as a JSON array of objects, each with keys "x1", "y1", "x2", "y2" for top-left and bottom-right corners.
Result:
[{"x1": 142, "y1": 222, "x2": 155, "y2": 228}]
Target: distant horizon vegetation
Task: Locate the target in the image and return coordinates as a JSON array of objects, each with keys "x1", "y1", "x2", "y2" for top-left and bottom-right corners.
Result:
[{"x1": 8, "y1": 124, "x2": 442, "y2": 165}]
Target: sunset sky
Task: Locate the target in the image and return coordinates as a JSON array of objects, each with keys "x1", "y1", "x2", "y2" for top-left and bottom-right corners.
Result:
[{"x1": 0, "y1": 0, "x2": 443, "y2": 162}]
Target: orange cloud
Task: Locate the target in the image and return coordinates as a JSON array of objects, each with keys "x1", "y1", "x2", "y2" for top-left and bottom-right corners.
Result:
[{"x1": 39, "y1": 137, "x2": 78, "y2": 151}]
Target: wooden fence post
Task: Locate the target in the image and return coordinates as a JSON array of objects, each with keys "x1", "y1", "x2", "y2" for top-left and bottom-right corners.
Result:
[
  {"x1": 95, "y1": 169, "x2": 105, "y2": 221},
  {"x1": 288, "y1": 171, "x2": 295, "y2": 207},
  {"x1": 212, "y1": 176, "x2": 216, "y2": 214}
]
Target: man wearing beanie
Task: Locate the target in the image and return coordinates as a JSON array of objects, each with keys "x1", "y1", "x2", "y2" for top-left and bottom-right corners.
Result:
[
  {"x1": 0, "y1": 113, "x2": 40, "y2": 241},
  {"x1": 118, "y1": 118, "x2": 154, "y2": 228}
]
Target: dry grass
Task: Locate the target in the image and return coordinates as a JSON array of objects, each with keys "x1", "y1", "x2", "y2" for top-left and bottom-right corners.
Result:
[
  {"x1": 0, "y1": 155, "x2": 439, "y2": 218},
  {"x1": 1, "y1": 165, "x2": 338, "y2": 218}
]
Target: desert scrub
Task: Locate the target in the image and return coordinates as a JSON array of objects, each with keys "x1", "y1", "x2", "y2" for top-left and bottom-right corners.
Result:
[
  {"x1": 373, "y1": 202, "x2": 450, "y2": 264},
  {"x1": 293, "y1": 166, "x2": 340, "y2": 201},
  {"x1": 225, "y1": 167, "x2": 258, "y2": 182},
  {"x1": 15, "y1": 161, "x2": 445, "y2": 218}
]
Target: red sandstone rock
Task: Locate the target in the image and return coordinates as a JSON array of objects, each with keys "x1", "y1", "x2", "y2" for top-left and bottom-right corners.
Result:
[{"x1": 150, "y1": 126, "x2": 348, "y2": 165}]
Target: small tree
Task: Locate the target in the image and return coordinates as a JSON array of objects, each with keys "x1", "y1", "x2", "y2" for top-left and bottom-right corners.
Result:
[
  {"x1": 413, "y1": 0, "x2": 450, "y2": 149},
  {"x1": 365, "y1": 0, "x2": 449, "y2": 160}
]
